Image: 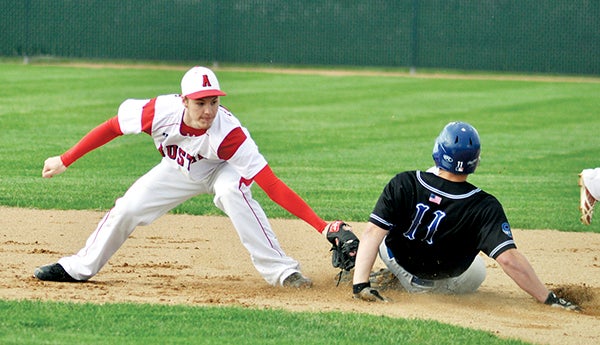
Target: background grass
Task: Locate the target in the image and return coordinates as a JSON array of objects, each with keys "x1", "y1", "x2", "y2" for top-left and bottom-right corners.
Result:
[
  {"x1": 1, "y1": 62, "x2": 598, "y2": 344},
  {"x1": 0, "y1": 63, "x2": 598, "y2": 231}
]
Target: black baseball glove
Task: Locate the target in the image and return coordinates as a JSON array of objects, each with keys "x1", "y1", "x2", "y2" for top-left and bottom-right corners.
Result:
[{"x1": 325, "y1": 221, "x2": 359, "y2": 271}]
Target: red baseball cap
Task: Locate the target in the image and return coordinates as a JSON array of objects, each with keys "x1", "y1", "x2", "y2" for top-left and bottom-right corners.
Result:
[{"x1": 181, "y1": 66, "x2": 226, "y2": 99}]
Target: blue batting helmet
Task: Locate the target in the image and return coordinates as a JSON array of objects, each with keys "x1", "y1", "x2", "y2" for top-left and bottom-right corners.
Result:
[{"x1": 432, "y1": 121, "x2": 481, "y2": 174}]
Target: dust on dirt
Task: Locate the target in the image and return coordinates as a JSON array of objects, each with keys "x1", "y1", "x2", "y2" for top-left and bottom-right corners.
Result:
[{"x1": 1, "y1": 206, "x2": 599, "y2": 345}]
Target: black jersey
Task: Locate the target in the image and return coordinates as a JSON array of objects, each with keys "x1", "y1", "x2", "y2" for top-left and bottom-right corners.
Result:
[{"x1": 369, "y1": 170, "x2": 516, "y2": 280}]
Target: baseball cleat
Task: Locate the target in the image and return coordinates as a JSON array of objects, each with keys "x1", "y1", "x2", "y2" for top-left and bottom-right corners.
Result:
[
  {"x1": 282, "y1": 272, "x2": 312, "y2": 289},
  {"x1": 34, "y1": 263, "x2": 79, "y2": 282},
  {"x1": 369, "y1": 268, "x2": 400, "y2": 290},
  {"x1": 579, "y1": 173, "x2": 596, "y2": 225}
]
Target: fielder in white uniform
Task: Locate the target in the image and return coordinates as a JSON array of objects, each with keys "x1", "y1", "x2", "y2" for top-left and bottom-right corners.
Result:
[
  {"x1": 579, "y1": 168, "x2": 600, "y2": 225},
  {"x1": 35, "y1": 66, "x2": 341, "y2": 288}
]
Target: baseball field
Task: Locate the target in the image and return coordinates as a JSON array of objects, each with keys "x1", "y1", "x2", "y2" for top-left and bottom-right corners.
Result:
[{"x1": 0, "y1": 62, "x2": 599, "y2": 344}]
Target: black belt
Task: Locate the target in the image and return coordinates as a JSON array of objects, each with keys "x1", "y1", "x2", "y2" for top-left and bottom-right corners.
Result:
[{"x1": 410, "y1": 275, "x2": 435, "y2": 287}]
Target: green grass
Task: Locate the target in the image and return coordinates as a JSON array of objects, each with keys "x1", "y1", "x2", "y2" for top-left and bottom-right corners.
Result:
[
  {"x1": 0, "y1": 300, "x2": 530, "y2": 345},
  {"x1": 1, "y1": 63, "x2": 598, "y2": 231},
  {"x1": 0, "y1": 62, "x2": 598, "y2": 344}
]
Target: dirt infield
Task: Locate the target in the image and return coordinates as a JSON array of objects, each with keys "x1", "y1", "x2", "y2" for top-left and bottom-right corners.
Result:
[{"x1": 2, "y1": 206, "x2": 599, "y2": 345}]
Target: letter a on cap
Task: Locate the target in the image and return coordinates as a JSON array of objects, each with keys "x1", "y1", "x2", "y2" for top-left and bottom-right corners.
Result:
[
  {"x1": 202, "y1": 74, "x2": 211, "y2": 87},
  {"x1": 181, "y1": 66, "x2": 226, "y2": 99}
]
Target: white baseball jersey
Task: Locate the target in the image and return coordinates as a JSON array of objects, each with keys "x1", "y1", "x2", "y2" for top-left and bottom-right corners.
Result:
[{"x1": 117, "y1": 94, "x2": 267, "y2": 181}]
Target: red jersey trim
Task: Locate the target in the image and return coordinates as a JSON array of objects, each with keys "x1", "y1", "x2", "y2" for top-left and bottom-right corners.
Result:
[
  {"x1": 141, "y1": 98, "x2": 156, "y2": 135},
  {"x1": 180, "y1": 119, "x2": 207, "y2": 136},
  {"x1": 218, "y1": 127, "x2": 247, "y2": 160}
]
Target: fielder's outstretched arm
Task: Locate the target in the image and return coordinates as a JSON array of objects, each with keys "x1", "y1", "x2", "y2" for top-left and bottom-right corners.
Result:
[
  {"x1": 42, "y1": 117, "x2": 122, "y2": 178},
  {"x1": 253, "y1": 165, "x2": 327, "y2": 232}
]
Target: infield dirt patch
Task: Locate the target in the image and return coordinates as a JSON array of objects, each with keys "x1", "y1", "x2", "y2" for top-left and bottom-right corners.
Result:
[{"x1": 1, "y1": 206, "x2": 599, "y2": 345}]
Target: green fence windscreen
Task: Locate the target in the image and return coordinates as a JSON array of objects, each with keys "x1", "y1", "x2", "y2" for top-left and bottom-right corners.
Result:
[{"x1": 1, "y1": 1, "x2": 598, "y2": 75}]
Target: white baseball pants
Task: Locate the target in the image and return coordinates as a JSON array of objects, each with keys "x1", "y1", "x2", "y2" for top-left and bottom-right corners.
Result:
[
  {"x1": 58, "y1": 159, "x2": 301, "y2": 286},
  {"x1": 581, "y1": 168, "x2": 600, "y2": 200}
]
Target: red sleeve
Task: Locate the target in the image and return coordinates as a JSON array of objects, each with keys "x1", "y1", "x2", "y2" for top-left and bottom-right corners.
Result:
[
  {"x1": 60, "y1": 116, "x2": 123, "y2": 167},
  {"x1": 252, "y1": 165, "x2": 327, "y2": 233}
]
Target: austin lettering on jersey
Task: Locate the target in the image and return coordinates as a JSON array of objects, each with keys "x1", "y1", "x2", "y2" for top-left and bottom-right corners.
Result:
[{"x1": 158, "y1": 143, "x2": 203, "y2": 170}]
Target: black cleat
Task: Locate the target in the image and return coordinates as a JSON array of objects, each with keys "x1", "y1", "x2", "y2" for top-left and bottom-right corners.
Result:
[{"x1": 34, "y1": 263, "x2": 79, "y2": 282}]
